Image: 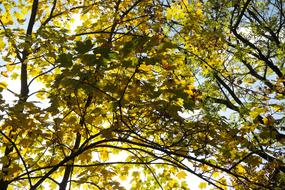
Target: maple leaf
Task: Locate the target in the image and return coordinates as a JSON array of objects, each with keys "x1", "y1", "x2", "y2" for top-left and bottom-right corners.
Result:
[{"x1": 177, "y1": 171, "x2": 187, "y2": 179}]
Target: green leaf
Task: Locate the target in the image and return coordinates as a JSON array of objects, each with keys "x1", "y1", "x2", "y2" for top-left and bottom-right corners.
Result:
[
  {"x1": 79, "y1": 54, "x2": 99, "y2": 66},
  {"x1": 93, "y1": 47, "x2": 111, "y2": 58},
  {"x1": 183, "y1": 100, "x2": 194, "y2": 110},
  {"x1": 57, "y1": 53, "x2": 73, "y2": 67},
  {"x1": 75, "y1": 39, "x2": 93, "y2": 54}
]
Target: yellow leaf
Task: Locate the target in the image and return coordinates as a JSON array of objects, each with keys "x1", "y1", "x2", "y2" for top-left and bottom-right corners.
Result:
[
  {"x1": 275, "y1": 93, "x2": 283, "y2": 99},
  {"x1": 119, "y1": 175, "x2": 128, "y2": 181},
  {"x1": 182, "y1": 0, "x2": 188, "y2": 5},
  {"x1": 100, "y1": 150, "x2": 109, "y2": 161},
  {"x1": 0, "y1": 81, "x2": 8, "y2": 89},
  {"x1": 212, "y1": 171, "x2": 219, "y2": 178},
  {"x1": 0, "y1": 39, "x2": 5, "y2": 49},
  {"x1": 78, "y1": 152, "x2": 92, "y2": 163},
  {"x1": 197, "y1": 2, "x2": 202, "y2": 7},
  {"x1": 173, "y1": 9, "x2": 185, "y2": 20},
  {"x1": 14, "y1": 12, "x2": 25, "y2": 23},
  {"x1": 249, "y1": 107, "x2": 267, "y2": 119},
  {"x1": 176, "y1": 98, "x2": 184, "y2": 106},
  {"x1": 166, "y1": 8, "x2": 173, "y2": 20},
  {"x1": 177, "y1": 171, "x2": 187, "y2": 179},
  {"x1": 273, "y1": 105, "x2": 283, "y2": 112},
  {"x1": 168, "y1": 180, "x2": 176, "y2": 188},
  {"x1": 196, "y1": 9, "x2": 203, "y2": 17},
  {"x1": 6, "y1": 64, "x2": 15, "y2": 72},
  {"x1": 139, "y1": 63, "x2": 152, "y2": 73},
  {"x1": 36, "y1": 91, "x2": 45, "y2": 100},
  {"x1": 218, "y1": 178, "x2": 228, "y2": 190},
  {"x1": 1, "y1": 71, "x2": 8, "y2": 77},
  {"x1": 236, "y1": 164, "x2": 246, "y2": 174},
  {"x1": 199, "y1": 182, "x2": 207, "y2": 189},
  {"x1": 262, "y1": 117, "x2": 269, "y2": 125},
  {"x1": 1, "y1": 12, "x2": 14, "y2": 25},
  {"x1": 184, "y1": 85, "x2": 195, "y2": 96}
]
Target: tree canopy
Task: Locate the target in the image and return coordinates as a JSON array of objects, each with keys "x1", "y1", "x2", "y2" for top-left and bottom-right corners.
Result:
[{"x1": 0, "y1": 0, "x2": 284, "y2": 189}]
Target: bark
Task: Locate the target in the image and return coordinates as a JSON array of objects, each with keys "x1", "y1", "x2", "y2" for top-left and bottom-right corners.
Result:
[{"x1": 0, "y1": 0, "x2": 38, "y2": 189}]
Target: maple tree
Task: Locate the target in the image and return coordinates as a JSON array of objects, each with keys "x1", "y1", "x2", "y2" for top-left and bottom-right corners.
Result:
[{"x1": 0, "y1": 0, "x2": 284, "y2": 189}]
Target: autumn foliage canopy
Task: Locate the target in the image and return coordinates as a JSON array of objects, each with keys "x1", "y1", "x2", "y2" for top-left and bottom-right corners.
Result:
[{"x1": 0, "y1": 0, "x2": 284, "y2": 189}]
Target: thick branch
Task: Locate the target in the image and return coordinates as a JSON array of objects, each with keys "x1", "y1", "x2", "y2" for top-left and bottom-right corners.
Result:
[
  {"x1": 214, "y1": 73, "x2": 243, "y2": 105},
  {"x1": 241, "y1": 59, "x2": 274, "y2": 89},
  {"x1": 21, "y1": 0, "x2": 39, "y2": 100}
]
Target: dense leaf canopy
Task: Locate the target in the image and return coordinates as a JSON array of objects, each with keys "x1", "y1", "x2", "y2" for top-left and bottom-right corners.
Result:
[{"x1": 0, "y1": 0, "x2": 284, "y2": 189}]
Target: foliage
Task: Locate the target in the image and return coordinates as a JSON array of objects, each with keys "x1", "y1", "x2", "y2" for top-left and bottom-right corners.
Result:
[{"x1": 0, "y1": 0, "x2": 284, "y2": 189}]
